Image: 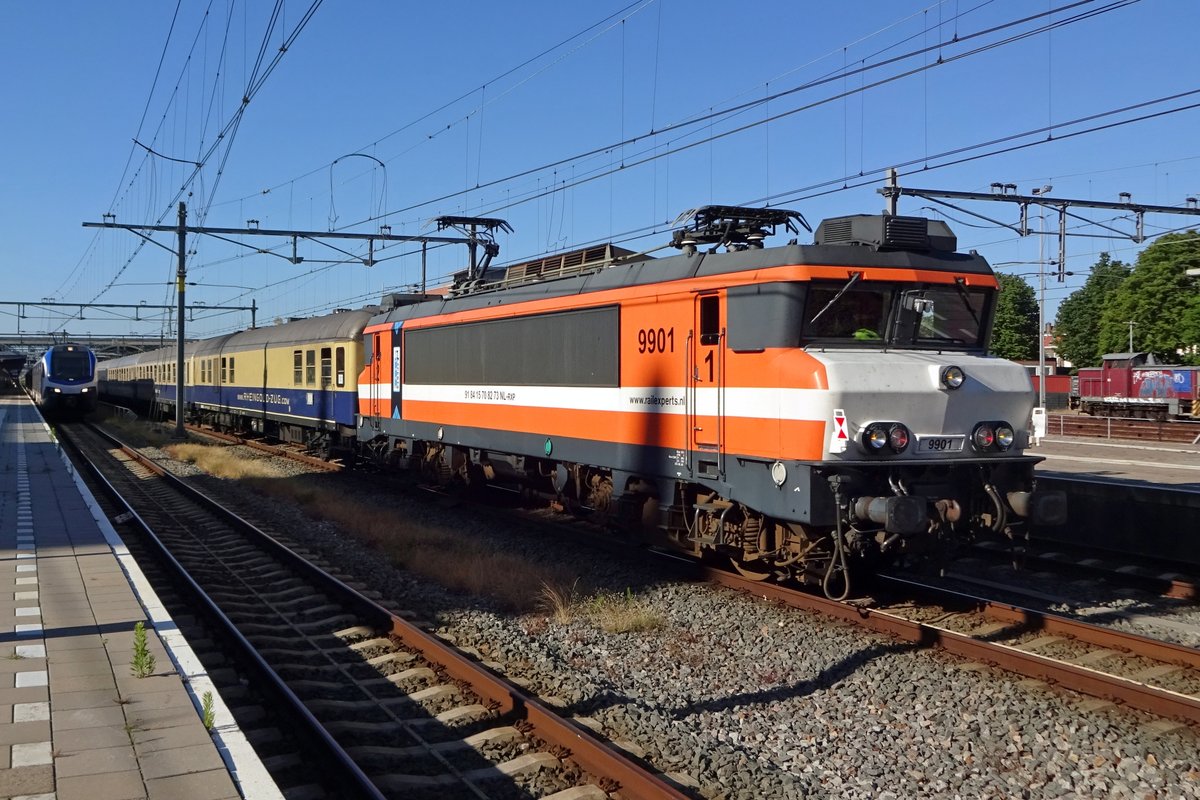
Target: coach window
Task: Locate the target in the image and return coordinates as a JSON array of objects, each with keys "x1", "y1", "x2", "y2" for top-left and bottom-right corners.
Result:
[
  {"x1": 305, "y1": 350, "x2": 316, "y2": 386},
  {"x1": 320, "y1": 347, "x2": 332, "y2": 387},
  {"x1": 293, "y1": 350, "x2": 302, "y2": 385},
  {"x1": 221, "y1": 357, "x2": 227, "y2": 384},
  {"x1": 335, "y1": 347, "x2": 345, "y2": 387},
  {"x1": 700, "y1": 295, "x2": 721, "y2": 345},
  {"x1": 229, "y1": 357, "x2": 235, "y2": 383}
]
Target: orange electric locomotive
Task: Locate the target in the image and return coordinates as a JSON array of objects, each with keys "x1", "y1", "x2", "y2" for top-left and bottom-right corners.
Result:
[{"x1": 358, "y1": 206, "x2": 1065, "y2": 597}]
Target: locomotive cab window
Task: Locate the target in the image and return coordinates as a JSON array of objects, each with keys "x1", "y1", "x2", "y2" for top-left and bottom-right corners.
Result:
[
  {"x1": 801, "y1": 280, "x2": 992, "y2": 349},
  {"x1": 804, "y1": 283, "x2": 891, "y2": 342},
  {"x1": 365, "y1": 334, "x2": 377, "y2": 366},
  {"x1": 896, "y1": 284, "x2": 991, "y2": 348},
  {"x1": 699, "y1": 295, "x2": 721, "y2": 345}
]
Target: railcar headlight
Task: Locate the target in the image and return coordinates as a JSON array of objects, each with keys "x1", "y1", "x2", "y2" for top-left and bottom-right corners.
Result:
[
  {"x1": 940, "y1": 365, "x2": 965, "y2": 390},
  {"x1": 53, "y1": 387, "x2": 62, "y2": 393},
  {"x1": 862, "y1": 424, "x2": 889, "y2": 450},
  {"x1": 972, "y1": 423, "x2": 995, "y2": 449},
  {"x1": 888, "y1": 424, "x2": 910, "y2": 453},
  {"x1": 81, "y1": 387, "x2": 89, "y2": 393},
  {"x1": 995, "y1": 424, "x2": 1015, "y2": 450}
]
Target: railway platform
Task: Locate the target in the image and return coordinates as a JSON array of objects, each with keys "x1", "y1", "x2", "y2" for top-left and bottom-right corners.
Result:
[
  {"x1": 0, "y1": 396, "x2": 276, "y2": 800},
  {"x1": 1033, "y1": 435, "x2": 1200, "y2": 489},
  {"x1": 1031, "y1": 435, "x2": 1200, "y2": 567}
]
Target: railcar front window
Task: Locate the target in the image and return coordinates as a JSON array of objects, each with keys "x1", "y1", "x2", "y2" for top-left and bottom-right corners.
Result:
[{"x1": 52, "y1": 352, "x2": 92, "y2": 380}]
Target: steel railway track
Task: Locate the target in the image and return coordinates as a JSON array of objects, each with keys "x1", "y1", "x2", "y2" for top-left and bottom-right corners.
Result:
[
  {"x1": 703, "y1": 566, "x2": 1200, "y2": 727},
  {"x1": 965, "y1": 536, "x2": 1199, "y2": 601},
  {"x1": 60, "y1": 422, "x2": 691, "y2": 800},
  {"x1": 412, "y1": 488, "x2": 1200, "y2": 730}
]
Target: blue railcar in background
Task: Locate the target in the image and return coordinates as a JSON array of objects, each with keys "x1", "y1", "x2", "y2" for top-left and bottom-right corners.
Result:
[{"x1": 26, "y1": 344, "x2": 98, "y2": 418}]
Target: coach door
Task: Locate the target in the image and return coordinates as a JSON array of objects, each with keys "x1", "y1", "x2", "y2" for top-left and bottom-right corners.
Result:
[
  {"x1": 687, "y1": 293, "x2": 724, "y2": 479},
  {"x1": 368, "y1": 332, "x2": 383, "y2": 422}
]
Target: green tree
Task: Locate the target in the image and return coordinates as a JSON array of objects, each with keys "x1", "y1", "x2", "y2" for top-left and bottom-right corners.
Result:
[
  {"x1": 1097, "y1": 231, "x2": 1200, "y2": 364},
  {"x1": 1054, "y1": 253, "x2": 1130, "y2": 368},
  {"x1": 990, "y1": 273, "x2": 1039, "y2": 360}
]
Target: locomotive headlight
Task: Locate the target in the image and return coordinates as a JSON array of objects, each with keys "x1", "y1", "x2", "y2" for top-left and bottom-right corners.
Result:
[
  {"x1": 888, "y1": 424, "x2": 910, "y2": 453},
  {"x1": 972, "y1": 423, "x2": 995, "y2": 449},
  {"x1": 940, "y1": 365, "x2": 965, "y2": 390},
  {"x1": 863, "y1": 424, "x2": 889, "y2": 450},
  {"x1": 53, "y1": 387, "x2": 62, "y2": 393},
  {"x1": 995, "y1": 424, "x2": 1015, "y2": 450}
]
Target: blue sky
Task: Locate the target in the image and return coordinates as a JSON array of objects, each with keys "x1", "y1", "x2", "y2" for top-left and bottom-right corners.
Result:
[{"x1": 2, "y1": 0, "x2": 1198, "y2": 340}]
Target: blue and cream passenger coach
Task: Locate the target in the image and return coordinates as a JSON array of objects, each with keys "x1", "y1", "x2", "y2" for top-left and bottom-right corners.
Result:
[{"x1": 99, "y1": 309, "x2": 371, "y2": 454}]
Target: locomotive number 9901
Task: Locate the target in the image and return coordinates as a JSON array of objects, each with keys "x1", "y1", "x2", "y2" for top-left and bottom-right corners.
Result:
[
  {"x1": 918, "y1": 436, "x2": 964, "y2": 453},
  {"x1": 637, "y1": 327, "x2": 674, "y2": 354}
]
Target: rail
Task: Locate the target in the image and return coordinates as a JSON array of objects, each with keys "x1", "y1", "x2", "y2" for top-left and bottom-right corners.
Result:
[
  {"x1": 66, "y1": 422, "x2": 690, "y2": 800},
  {"x1": 702, "y1": 565, "x2": 1200, "y2": 725}
]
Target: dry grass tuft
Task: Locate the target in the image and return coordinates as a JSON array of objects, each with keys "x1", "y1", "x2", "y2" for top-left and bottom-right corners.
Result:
[
  {"x1": 242, "y1": 477, "x2": 581, "y2": 612},
  {"x1": 587, "y1": 589, "x2": 664, "y2": 634},
  {"x1": 164, "y1": 443, "x2": 285, "y2": 479},
  {"x1": 538, "y1": 580, "x2": 581, "y2": 625}
]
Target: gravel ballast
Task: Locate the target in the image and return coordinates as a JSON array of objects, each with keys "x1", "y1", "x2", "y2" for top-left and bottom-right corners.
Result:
[{"x1": 137, "y1": 440, "x2": 1200, "y2": 799}]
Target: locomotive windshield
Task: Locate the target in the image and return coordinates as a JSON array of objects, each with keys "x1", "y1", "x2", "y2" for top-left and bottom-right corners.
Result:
[
  {"x1": 802, "y1": 281, "x2": 991, "y2": 348},
  {"x1": 49, "y1": 350, "x2": 93, "y2": 380}
]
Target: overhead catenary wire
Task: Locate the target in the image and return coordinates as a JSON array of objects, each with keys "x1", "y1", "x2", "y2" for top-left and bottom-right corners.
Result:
[
  {"x1": 335, "y1": 0, "x2": 1136, "y2": 234},
  {"x1": 183, "y1": 89, "x2": 1200, "y2": 332},
  {"x1": 88, "y1": 0, "x2": 1092, "y2": 308},
  {"x1": 78, "y1": 0, "x2": 1178, "y2": 339},
  {"x1": 53, "y1": 0, "x2": 326, "y2": 336}
]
